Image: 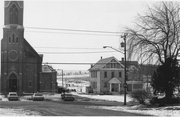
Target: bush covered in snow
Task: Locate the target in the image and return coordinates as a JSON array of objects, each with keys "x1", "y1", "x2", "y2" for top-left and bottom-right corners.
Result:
[{"x1": 130, "y1": 90, "x2": 150, "y2": 104}]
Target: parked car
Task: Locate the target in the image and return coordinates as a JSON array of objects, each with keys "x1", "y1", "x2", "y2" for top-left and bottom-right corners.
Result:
[
  {"x1": 32, "y1": 93, "x2": 44, "y2": 101},
  {"x1": 61, "y1": 93, "x2": 75, "y2": 101},
  {"x1": 7, "y1": 92, "x2": 19, "y2": 101}
]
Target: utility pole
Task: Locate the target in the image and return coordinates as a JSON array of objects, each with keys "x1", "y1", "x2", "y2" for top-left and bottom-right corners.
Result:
[
  {"x1": 103, "y1": 33, "x2": 128, "y2": 105},
  {"x1": 62, "y1": 70, "x2": 64, "y2": 87},
  {"x1": 121, "y1": 33, "x2": 128, "y2": 105}
]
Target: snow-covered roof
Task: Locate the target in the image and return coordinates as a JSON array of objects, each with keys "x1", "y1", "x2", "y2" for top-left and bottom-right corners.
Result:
[
  {"x1": 42, "y1": 65, "x2": 56, "y2": 73},
  {"x1": 89, "y1": 56, "x2": 124, "y2": 71}
]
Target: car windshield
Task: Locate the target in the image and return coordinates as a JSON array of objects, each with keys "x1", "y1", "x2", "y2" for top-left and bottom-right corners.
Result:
[
  {"x1": 10, "y1": 94, "x2": 17, "y2": 96},
  {"x1": 35, "y1": 94, "x2": 42, "y2": 96}
]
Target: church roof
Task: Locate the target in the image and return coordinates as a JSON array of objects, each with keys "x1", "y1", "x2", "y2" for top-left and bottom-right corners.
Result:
[
  {"x1": 24, "y1": 39, "x2": 42, "y2": 59},
  {"x1": 5, "y1": 1, "x2": 24, "y2": 8}
]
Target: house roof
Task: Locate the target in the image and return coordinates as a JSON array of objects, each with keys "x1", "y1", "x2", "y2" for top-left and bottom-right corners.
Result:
[
  {"x1": 89, "y1": 56, "x2": 124, "y2": 71},
  {"x1": 120, "y1": 61, "x2": 139, "y2": 68},
  {"x1": 42, "y1": 65, "x2": 56, "y2": 73}
]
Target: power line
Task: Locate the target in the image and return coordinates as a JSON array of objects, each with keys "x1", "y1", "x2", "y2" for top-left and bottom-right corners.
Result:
[
  {"x1": 25, "y1": 30, "x2": 120, "y2": 36},
  {"x1": 1, "y1": 62, "x2": 121, "y2": 65},
  {"x1": 34, "y1": 47, "x2": 104, "y2": 50},
  {"x1": 38, "y1": 51, "x2": 118, "y2": 54},
  {"x1": 25, "y1": 26, "x2": 123, "y2": 34}
]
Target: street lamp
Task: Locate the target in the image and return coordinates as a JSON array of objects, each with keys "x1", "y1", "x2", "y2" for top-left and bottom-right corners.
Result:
[
  {"x1": 103, "y1": 46, "x2": 124, "y2": 54},
  {"x1": 103, "y1": 33, "x2": 128, "y2": 105}
]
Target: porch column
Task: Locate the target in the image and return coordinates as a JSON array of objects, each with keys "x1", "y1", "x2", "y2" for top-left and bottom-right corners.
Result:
[
  {"x1": 109, "y1": 83, "x2": 111, "y2": 92},
  {"x1": 119, "y1": 83, "x2": 121, "y2": 92}
]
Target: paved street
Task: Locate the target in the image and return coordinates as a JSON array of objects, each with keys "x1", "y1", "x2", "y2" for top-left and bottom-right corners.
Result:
[{"x1": 0, "y1": 100, "x2": 147, "y2": 116}]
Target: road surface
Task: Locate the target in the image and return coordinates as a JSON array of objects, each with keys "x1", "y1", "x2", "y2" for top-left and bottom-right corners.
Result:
[{"x1": 0, "y1": 100, "x2": 148, "y2": 116}]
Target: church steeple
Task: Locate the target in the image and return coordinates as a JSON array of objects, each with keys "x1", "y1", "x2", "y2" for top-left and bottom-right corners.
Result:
[{"x1": 4, "y1": 1, "x2": 24, "y2": 26}]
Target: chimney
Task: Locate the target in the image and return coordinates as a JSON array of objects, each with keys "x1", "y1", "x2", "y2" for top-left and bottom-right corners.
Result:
[{"x1": 101, "y1": 56, "x2": 103, "y2": 59}]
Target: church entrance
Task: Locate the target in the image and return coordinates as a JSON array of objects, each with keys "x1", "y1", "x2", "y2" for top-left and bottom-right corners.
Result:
[{"x1": 9, "y1": 73, "x2": 18, "y2": 92}]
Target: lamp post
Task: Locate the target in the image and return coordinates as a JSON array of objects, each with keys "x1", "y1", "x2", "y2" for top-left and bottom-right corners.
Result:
[{"x1": 103, "y1": 33, "x2": 128, "y2": 105}]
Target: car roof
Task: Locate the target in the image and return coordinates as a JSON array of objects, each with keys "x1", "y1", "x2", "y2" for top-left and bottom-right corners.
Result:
[
  {"x1": 9, "y1": 92, "x2": 17, "y2": 94},
  {"x1": 34, "y1": 93, "x2": 43, "y2": 94}
]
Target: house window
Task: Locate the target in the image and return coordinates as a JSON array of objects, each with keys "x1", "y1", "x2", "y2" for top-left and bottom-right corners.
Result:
[
  {"x1": 119, "y1": 72, "x2": 122, "y2": 78},
  {"x1": 28, "y1": 81, "x2": 32, "y2": 87},
  {"x1": 127, "y1": 84, "x2": 132, "y2": 91},
  {"x1": 111, "y1": 72, "x2": 114, "y2": 78},
  {"x1": 104, "y1": 82, "x2": 108, "y2": 88},
  {"x1": 91, "y1": 71, "x2": 97, "y2": 78},
  {"x1": 92, "y1": 82, "x2": 97, "y2": 89},
  {"x1": 104, "y1": 71, "x2": 107, "y2": 78}
]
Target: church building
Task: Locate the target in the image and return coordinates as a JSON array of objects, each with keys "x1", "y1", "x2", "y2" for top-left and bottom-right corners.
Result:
[{"x1": 1, "y1": 1, "x2": 43, "y2": 95}]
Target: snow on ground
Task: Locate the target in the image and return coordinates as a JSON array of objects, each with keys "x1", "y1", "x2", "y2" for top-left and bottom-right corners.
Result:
[
  {"x1": 73, "y1": 93, "x2": 180, "y2": 117},
  {"x1": 0, "y1": 108, "x2": 40, "y2": 116},
  {"x1": 87, "y1": 105, "x2": 180, "y2": 117},
  {"x1": 72, "y1": 92, "x2": 133, "y2": 102}
]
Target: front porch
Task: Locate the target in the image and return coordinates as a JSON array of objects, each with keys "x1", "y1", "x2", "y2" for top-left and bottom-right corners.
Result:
[{"x1": 108, "y1": 77, "x2": 121, "y2": 94}]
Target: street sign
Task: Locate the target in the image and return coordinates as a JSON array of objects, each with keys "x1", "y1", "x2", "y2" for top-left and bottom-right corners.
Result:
[{"x1": 123, "y1": 83, "x2": 127, "y2": 88}]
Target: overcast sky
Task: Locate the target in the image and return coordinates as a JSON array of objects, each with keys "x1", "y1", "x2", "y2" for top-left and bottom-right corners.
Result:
[{"x1": 0, "y1": 0, "x2": 156, "y2": 70}]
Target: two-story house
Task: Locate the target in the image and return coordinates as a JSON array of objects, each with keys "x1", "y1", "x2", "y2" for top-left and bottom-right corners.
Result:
[{"x1": 89, "y1": 57, "x2": 124, "y2": 94}]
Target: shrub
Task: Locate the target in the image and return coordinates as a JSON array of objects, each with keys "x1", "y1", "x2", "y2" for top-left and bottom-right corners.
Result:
[
  {"x1": 130, "y1": 90, "x2": 149, "y2": 104},
  {"x1": 150, "y1": 97, "x2": 180, "y2": 106}
]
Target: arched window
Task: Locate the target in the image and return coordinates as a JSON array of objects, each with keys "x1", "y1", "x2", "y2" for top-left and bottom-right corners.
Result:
[
  {"x1": 16, "y1": 37, "x2": 18, "y2": 43},
  {"x1": 9, "y1": 37, "x2": 11, "y2": 43},
  {"x1": 10, "y1": 4, "x2": 18, "y2": 24},
  {"x1": 12, "y1": 34, "x2": 15, "y2": 43}
]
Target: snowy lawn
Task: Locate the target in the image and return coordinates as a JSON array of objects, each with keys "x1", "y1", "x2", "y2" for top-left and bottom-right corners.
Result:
[
  {"x1": 0, "y1": 108, "x2": 40, "y2": 116},
  {"x1": 73, "y1": 92, "x2": 180, "y2": 117},
  {"x1": 87, "y1": 105, "x2": 180, "y2": 116}
]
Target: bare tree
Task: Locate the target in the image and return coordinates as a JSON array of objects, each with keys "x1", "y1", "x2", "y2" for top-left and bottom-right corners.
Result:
[
  {"x1": 126, "y1": 2, "x2": 180, "y2": 100},
  {"x1": 127, "y1": 2, "x2": 180, "y2": 64}
]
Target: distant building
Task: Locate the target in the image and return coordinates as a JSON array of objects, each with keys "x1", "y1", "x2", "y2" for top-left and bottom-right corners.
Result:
[
  {"x1": 66, "y1": 80, "x2": 90, "y2": 93},
  {"x1": 89, "y1": 57, "x2": 124, "y2": 94},
  {"x1": 40, "y1": 65, "x2": 57, "y2": 93},
  {"x1": 1, "y1": 1, "x2": 43, "y2": 95}
]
